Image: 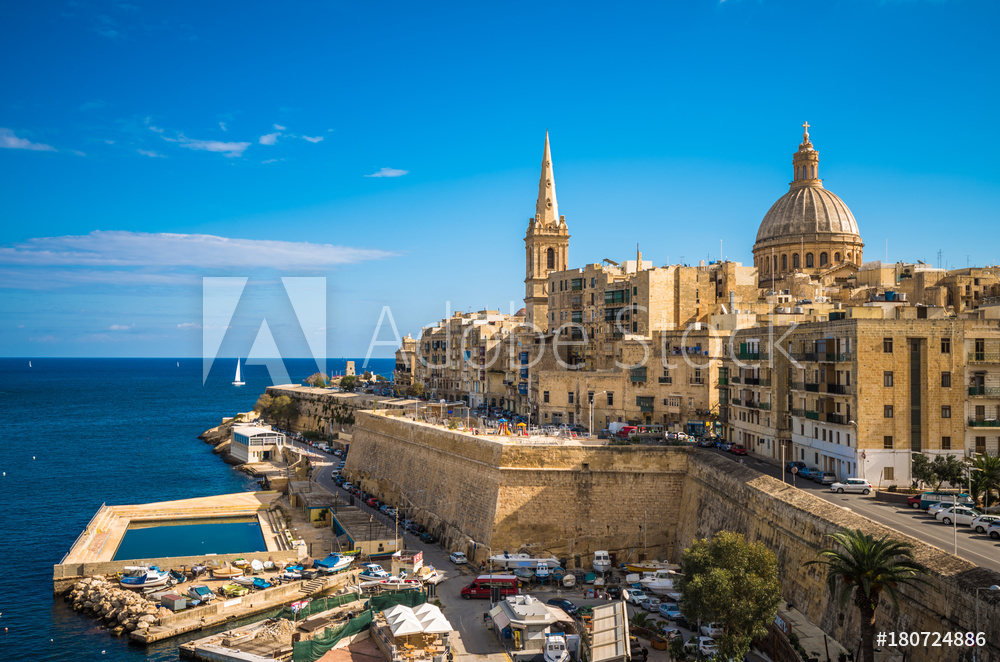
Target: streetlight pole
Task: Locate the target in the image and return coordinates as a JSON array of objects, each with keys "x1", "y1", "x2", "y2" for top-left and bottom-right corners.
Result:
[
  {"x1": 976, "y1": 585, "x2": 1000, "y2": 662},
  {"x1": 470, "y1": 538, "x2": 494, "y2": 604},
  {"x1": 590, "y1": 390, "x2": 608, "y2": 437}
]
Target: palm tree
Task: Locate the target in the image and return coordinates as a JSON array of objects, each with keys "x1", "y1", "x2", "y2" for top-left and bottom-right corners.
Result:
[
  {"x1": 972, "y1": 453, "x2": 1000, "y2": 509},
  {"x1": 805, "y1": 529, "x2": 930, "y2": 662}
]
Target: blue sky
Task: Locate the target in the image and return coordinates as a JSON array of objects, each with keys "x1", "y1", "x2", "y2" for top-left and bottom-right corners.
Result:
[{"x1": 2, "y1": 0, "x2": 998, "y2": 358}]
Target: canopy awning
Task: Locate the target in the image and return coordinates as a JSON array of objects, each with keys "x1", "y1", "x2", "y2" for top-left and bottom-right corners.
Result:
[{"x1": 489, "y1": 604, "x2": 511, "y2": 630}]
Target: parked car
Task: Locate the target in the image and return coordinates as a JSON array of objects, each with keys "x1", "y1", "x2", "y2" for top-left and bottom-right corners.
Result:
[
  {"x1": 342, "y1": 482, "x2": 353, "y2": 491},
  {"x1": 696, "y1": 438, "x2": 715, "y2": 448},
  {"x1": 801, "y1": 466, "x2": 821, "y2": 479},
  {"x1": 700, "y1": 622, "x2": 724, "y2": 637},
  {"x1": 606, "y1": 586, "x2": 623, "y2": 600},
  {"x1": 640, "y1": 597, "x2": 662, "y2": 612},
  {"x1": 829, "y1": 478, "x2": 872, "y2": 495},
  {"x1": 987, "y1": 523, "x2": 1000, "y2": 539},
  {"x1": 546, "y1": 598, "x2": 578, "y2": 615},
  {"x1": 786, "y1": 461, "x2": 807, "y2": 473},
  {"x1": 937, "y1": 507, "x2": 980, "y2": 526},
  {"x1": 623, "y1": 588, "x2": 648, "y2": 605},
  {"x1": 449, "y1": 552, "x2": 467, "y2": 565},
  {"x1": 815, "y1": 471, "x2": 837, "y2": 485},
  {"x1": 684, "y1": 636, "x2": 717, "y2": 656},
  {"x1": 333, "y1": 449, "x2": 344, "y2": 457},
  {"x1": 731, "y1": 445, "x2": 748, "y2": 456},
  {"x1": 658, "y1": 602, "x2": 682, "y2": 620},
  {"x1": 928, "y1": 502, "x2": 962, "y2": 516},
  {"x1": 420, "y1": 532, "x2": 437, "y2": 544},
  {"x1": 971, "y1": 515, "x2": 1000, "y2": 533},
  {"x1": 661, "y1": 628, "x2": 683, "y2": 642},
  {"x1": 907, "y1": 494, "x2": 923, "y2": 509},
  {"x1": 719, "y1": 442, "x2": 732, "y2": 452}
]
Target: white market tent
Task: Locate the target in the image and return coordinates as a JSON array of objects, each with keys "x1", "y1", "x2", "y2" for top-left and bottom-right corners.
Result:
[{"x1": 383, "y1": 603, "x2": 454, "y2": 638}]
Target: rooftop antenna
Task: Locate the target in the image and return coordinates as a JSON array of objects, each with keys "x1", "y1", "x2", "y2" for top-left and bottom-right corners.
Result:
[{"x1": 937, "y1": 249, "x2": 943, "y2": 270}]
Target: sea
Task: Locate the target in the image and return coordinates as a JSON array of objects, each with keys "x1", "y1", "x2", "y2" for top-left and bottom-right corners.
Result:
[{"x1": 0, "y1": 357, "x2": 394, "y2": 661}]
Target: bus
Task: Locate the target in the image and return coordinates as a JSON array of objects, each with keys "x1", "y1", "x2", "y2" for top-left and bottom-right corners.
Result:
[
  {"x1": 918, "y1": 491, "x2": 974, "y2": 510},
  {"x1": 460, "y1": 574, "x2": 519, "y2": 600}
]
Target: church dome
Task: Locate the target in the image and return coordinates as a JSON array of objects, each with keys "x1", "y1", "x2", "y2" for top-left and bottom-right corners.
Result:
[{"x1": 755, "y1": 185, "x2": 859, "y2": 242}]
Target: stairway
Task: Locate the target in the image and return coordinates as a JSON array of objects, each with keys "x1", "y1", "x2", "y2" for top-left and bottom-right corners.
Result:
[{"x1": 300, "y1": 577, "x2": 327, "y2": 595}]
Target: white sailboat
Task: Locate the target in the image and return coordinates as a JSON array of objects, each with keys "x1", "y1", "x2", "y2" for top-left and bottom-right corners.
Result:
[
  {"x1": 232, "y1": 359, "x2": 245, "y2": 386},
  {"x1": 29, "y1": 361, "x2": 32, "y2": 368}
]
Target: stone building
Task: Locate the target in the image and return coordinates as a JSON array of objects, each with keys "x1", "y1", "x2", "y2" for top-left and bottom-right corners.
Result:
[
  {"x1": 393, "y1": 334, "x2": 416, "y2": 390},
  {"x1": 524, "y1": 131, "x2": 569, "y2": 332}
]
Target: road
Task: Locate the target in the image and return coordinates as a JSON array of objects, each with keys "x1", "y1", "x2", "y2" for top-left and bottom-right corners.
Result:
[{"x1": 704, "y1": 447, "x2": 1000, "y2": 572}]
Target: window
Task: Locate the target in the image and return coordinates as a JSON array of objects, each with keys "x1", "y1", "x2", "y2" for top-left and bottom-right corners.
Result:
[
  {"x1": 942, "y1": 405, "x2": 951, "y2": 418},
  {"x1": 820, "y1": 252, "x2": 828, "y2": 266},
  {"x1": 883, "y1": 338, "x2": 893, "y2": 353},
  {"x1": 793, "y1": 254, "x2": 800, "y2": 269},
  {"x1": 884, "y1": 405, "x2": 893, "y2": 418},
  {"x1": 588, "y1": 391, "x2": 594, "y2": 404},
  {"x1": 977, "y1": 437, "x2": 987, "y2": 454},
  {"x1": 805, "y1": 253, "x2": 814, "y2": 268},
  {"x1": 941, "y1": 338, "x2": 951, "y2": 353},
  {"x1": 543, "y1": 391, "x2": 549, "y2": 403},
  {"x1": 942, "y1": 436, "x2": 952, "y2": 450},
  {"x1": 884, "y1": 371, "x2": 894, "y2": 387},
  {"x1": 781, "y1": 254, "x2": 788, "y2": 271},
  {"x1": 835, "y1": 252, "x2": 841, "y2": 263},
  {"x1": 884, "y1": 435, "x2": 894, "y2": 449},
  {"x1": 546, "y1": 248, "x2": 555, "y2": 270},
  {"x1": 606, "y1": 392, "x2": 614, "y2": 406},
  {"x1": 942, "y1": 371, "x2": 951, "y2": 388},
  {"x1": 885, "y1": 467, "x2": 895, "y2": 481},
  {"x1": 568, "y1": 392, "x2": 574, "y2": 404}
]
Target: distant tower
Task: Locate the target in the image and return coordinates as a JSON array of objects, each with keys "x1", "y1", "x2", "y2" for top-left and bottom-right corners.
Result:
[{"x1": 524, "y1": 131, "x2": 570, "y2": 331}]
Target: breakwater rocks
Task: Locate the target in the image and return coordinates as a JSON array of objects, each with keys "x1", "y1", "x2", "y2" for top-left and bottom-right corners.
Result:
[
  {"x1": 66, "y1": 576, "x2": 172, "y2": 637},
  {"x1": 199, "y1": 411, "x2": 257, "y2": 465}
]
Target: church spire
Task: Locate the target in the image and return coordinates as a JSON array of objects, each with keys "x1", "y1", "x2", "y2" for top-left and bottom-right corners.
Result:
[
  {"x1": 791, "y1": 121, "x2": 822, "y2": 189},
  {"x1": 535, "y1": 131, "x2": 560, "y2": 227}
]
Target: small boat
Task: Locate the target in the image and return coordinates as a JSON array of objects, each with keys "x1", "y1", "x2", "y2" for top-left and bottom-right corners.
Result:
[
  {"x1": 168, "y1": 569, "x2": 188, "y2": 584},
  {"x1": 544, "y1": 633, "x2": 571, "y2": 662},
  {"x1": 188, "y1": 585, "x2": 215, "y2": 602},
  {"x1": 536, "y1": 562, "x2": 551, "y2": 582},
  {"x1": 252, "y1": 577, "x2": 272, "y2": 590},
  {"x1": 314, "y1": 553, "x2": 353, "y2": 573},
  {"x1": 284, "y1": 564, "x2": 304, "y2": 573},
  {"x1": 250, "y1": 559, "x2": 264, "y2": 574},
  {"x1": 622, "y1": 560, "x2": 678, "y2": 574},
  {"x1": 29, "y1": 361, "x2": 32, "y2": 368},
  {"x1": 640, "y1": 569, "x2": 681, "y2": 596},
  {"x1": 513, "y1": 567, "x2": 535, "y2": 579},
  {"x1": 489, "y1": 552, "x2": 561, "y2": 570},
  {"x1": 562, "y1": 574, "x2": 576, "y2": 588},
  {"x1": 416, "y1": 566, "x2": 442, "y2": 585},
  {"x1": 281, "y1": 571, "x2": 302, "y2": 581},
  {"x1": 551, "y1": 567, "x2": 566, "y2": 580},
  {"x1": 233, "y1": 558, "x2": 250, "y2": 568},
  {"x1": 191, "y1": 564, "x2": 208, "y2": 578},
  {"x1": 221, "y1": 583, "x2": 250, "y2": 597},
  {"x1": 593, "y1": 551, "x2": 612, "y2": 574},
  {"x1": 262, "y1": 561, "x2": 276, "y2": 570},
  {"x1": 212, "y1": 564, "x2": 242, "y2": 579},
  {"x1": 379, "y1": 577, "x2": 422, "y2": 591},
  {"x1": 120, "y1": 566, "x2": 171, "y2": 589},
  {"x1": 359, "y1": 563, "x2": 391, "y2": 580},
  {"x1": 233, "y1": 358, "x2": 245, "y2": 386},
  {"x1": 584, "y1": 572, "x2": 597, "y2": 584},
  {"x1": 233, "y1": 576, "x2": 254, "y2": 586}
]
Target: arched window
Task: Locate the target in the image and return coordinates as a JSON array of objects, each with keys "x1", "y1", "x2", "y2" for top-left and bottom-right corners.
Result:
[
  {"x1": 781, "y1": 254, "x2": 787, "y2": 271},
  {"x1": 773, "y1": 256, "x2": 778, "y2": 273},
  {"x1": 846, "y1": 251, "x2": 852, "y2": 263},
  {"x1": 793, "y1": 254, "x2": 800, "y2": 269},
  {"x1": 835, "y1": 252, "x2": 841, "y2": 263},
  {"x1": 806, "y1": 253, "x2": 814, "y2": 268},
  {"x1": 546, "y1": 247, "x2": 555, "y2": 270},
  {"x1": 820, "y1": 252, "x2": 828, "y2": 266}
]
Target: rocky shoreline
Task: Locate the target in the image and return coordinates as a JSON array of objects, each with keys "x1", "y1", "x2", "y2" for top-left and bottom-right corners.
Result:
[
  {"x1": 65, "y1": 576, "x2": 173, "y2": 637},
  {"x1": 198, "y1": 411, "x2": 258, "y2": 466}
]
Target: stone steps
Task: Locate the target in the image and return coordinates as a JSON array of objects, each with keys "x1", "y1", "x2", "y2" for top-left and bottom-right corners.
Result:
[{"x1": 300, "y1": 577, "x2": 326, "y2": 594}]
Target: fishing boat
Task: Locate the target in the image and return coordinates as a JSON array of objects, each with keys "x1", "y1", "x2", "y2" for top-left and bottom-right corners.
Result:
[
  {"x1": 593, "y1": 551, "x2": 612, "y2": 574},
  {"x1": 378, "y1": 577, "x2": 422, "y2": 591},
  {"x1": 191, "y1": 564, "x2": 208, "y2": 578},
  {"x1": 233, "y1": 558, "x2": 250, "y2": 569},
  {"x1": 232, "y1": 359, "x2": 245, "y2": 386},
  {"x1": 168, "y1": 569, "x2": 188, "y2": 584},
  {"x1": 622, "y1": 560, "x2": 678, "y2": 574},
  {"x1": 359, "y1": 563, "x2": 391, "y2": 580},
  {"x1": 551, "y1": 566, "x2": 566, "y2": 580},
  {"x1": 314, "y1": 553, "x2": 353, "y2": 573},
  {"x1": 252, "y1": 577, "x2": 272, "y2": 590},
  {"x1": 639, "y1": 569, "x2": 681, "y2": 596},
  {"x1": 284, "y1": 564, "x2": 304, "y2": 573},
  {"x1": 233, "y1": 576, "x2": 255, "y2": 586},
  {"x1": 416, "y1": 566, "x2": 441, "y2": 584},
  {"x1": 221, "y1": 583, "x2": 250, "y2": 597},
  {"x1": 187, "y1": 585, "x2": 215, "y2": 602},
  {"x1": 212, "y1": 564, "x2": 242, "y2": 578},
  {"x1": 262, "y1": 561, "x2": 276, "y2": 570},
  {"x1": 536, "y1": 562, "x2": 551, "y2": 582},
  {"x1": 513, "y1": 567, "x2": 535, "y2": 580},
  {"x1": 562, "y1": 574, "x2": 576, "y2": 588},
  {"x1": 281, "y1": 570, "x2": 302, "y2": 581},
  {"x1": 120, "y1": 566, "x2": 171, "y2": 589},
  {"x1": 489, "y1": 552, "x2": 561, "y2": 570},
  {"x1": 544, "y1": 634, "x2": 571, "y2": 662},
  {"x1": 250, "y1": 559, "x2": 264, "y2": 574}
]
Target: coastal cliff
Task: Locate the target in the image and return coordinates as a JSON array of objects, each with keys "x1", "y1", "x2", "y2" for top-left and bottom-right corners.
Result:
[{"x1": 198, "y1": 411, "x2": 258, "y2": 465}]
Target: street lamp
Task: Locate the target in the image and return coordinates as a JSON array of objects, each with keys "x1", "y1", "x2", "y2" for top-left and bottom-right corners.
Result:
[
  {"x1": 469, "y1": 538, "x2": 495, "y2": 604},
  {"x1": 590, "y1": 391, "x2": 608, "y2": 437},
  {"x1": 976, "y1": 585, "x2": 1000, "y2": 662}
]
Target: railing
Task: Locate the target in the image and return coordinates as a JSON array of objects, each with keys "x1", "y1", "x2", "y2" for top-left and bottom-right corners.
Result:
[
  {"x1": 659, "y1": 377, "x2": 672, "y2": 384},
  {"x1": 731, "y1": 376, "x2": 742, "y2": 384},
  {"x1": 969, "y1": 386, "x2": 1000, "y2": 397},
  {"x1": 790, "y1": 407, "x2": 805, "y2": 418},
  {"x1": 689, "y1": 379, "x2": 705, "y2": 386},
  {"x1": 716, "y1": 377, "x2": 728, "y2": 386},
  {"x1": 969, "y1": 418, "x2": 1000, "y2": 427},
  {"x1": 757, "y1": 402, "x2": 772, "y2": 410},
  {"x1": 826, "y1": 413, "x2": 846, "y2": 424},
  {"x1": 805, "y1": 411, "x2": 820, "y2": 420},
  {"x1": 792, "y1": 352, "x2": 818, "y2": 362},
  {"x1": 969, "y1": 352, "x2": 1000, "y2": 363},
  {"x1": 822, "y1": 352, "x2": 852, "y2": 362},
  {"x1": 737, "y1": 352, "x2": 769, "y2": 361},
  {"x1": 805, "y1": 383, "x2": 820, "y2": 392},
  {"x1": 826, "y1": 383, "x2": 854, "y2": 395}
]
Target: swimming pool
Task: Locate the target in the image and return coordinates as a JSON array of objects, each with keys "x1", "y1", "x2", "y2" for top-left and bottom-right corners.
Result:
[{"x1": 112, "y1": 516, "x2": 267, "y2": 560}]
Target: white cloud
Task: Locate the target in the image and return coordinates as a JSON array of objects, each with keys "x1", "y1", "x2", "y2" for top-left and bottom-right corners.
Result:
[
  {"x1": 219, "y1": 121, "x2": 227, "y2": 132},
  {"x1": 70, "y1": 150, "x2": 87, "y2": 157},
  {"x1": 274, "y1": 124, "x2": 286, "y2": 131},
  {"x1": 365, "y1": 167, "x2": 408, "y2": 178},
  {"x1": 0, "y1": 231, "x2": 396, "y2": 271},
  {"x1": 262, "y1": 158, "x2": 281, "y2": 164},
  {"x1": 105, "y1": 139, "x2": 116, "y2": 145},
  {"x1": 302, "y1": 135, "x2": 323, "y2": 143},
  {"x1": 0, "y1": 129, "x2": 57, "y2": 152},
  {"x1": 145, "y1": 117, "x2": 164, "y2": 133},
  {"x1": 177, "y1": 136, "x2": 250, "y2": 157},
  {"x1": 259, "y1": 132, "x2": 279, "y2": 145},
  {"x1": 108, "y1": 323, "x2": 133, "y2": 331},
  {"x1": 137, "y1": 149, "x2": 165, "y2": 158},
  {"x1": 177, "y1": 322, "x2": 202, "y2": 329}
]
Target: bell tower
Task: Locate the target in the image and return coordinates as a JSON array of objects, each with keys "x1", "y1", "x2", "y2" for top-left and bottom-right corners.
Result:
[{"x1": 524, "y1": 131, "x2": 569, "y2": 332}]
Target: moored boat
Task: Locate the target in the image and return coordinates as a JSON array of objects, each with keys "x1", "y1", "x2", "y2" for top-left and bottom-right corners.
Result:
[
  {"x1": 622, "y1": 560, "x2": 678, "y2": 574},
  {"x1": 639, "y1": 569, "x2": 680, "y2": 596},
  {"x1": 593, "y1": 551, "x2": 612, "y2": 574},
  {"x1": 233, "y1": 576, "x2": 254, "y2": 586},
  {"x1": 489, "y1": 552, "x2": 561, "y2": 570},
  {"x1": 513, "y1": 567, "x2": 535, "y2": 580},
  {"x1": 415, "y1": 566, "x2": 441, "y2": 584},
  {"x1": 187, "y1": 585, "x2": 215, "y2": 602},
  {"x1": 262, "y1": 561, "x2": 276, "y2": 570},
  {"x1": 250, "y1": 559, "x2": 264, "y2": 574},
  {"x1": 359, "y1": 563, "x2": 391, "y2": 580},
  {"x1": 551, "y1": 566, "x2": 566, "y2": 580},
  {"x1": 562, "y1": 574, "x2": 576, "y2": 588},
  {"x1": 168, "y1": 569, "x2": 188, "y2": 584},
  {"x1": 233, "y1": 558, "x2": 250, "y2": 568},
  {"x1": 536, "y1": 562, "x2": 551, "y2": 582},
  {"x1": 252, "y1": 577, "x2": 272, "y2": 590},
  {"x1": 281, "y1": 571, "x2": 302, "y2": 581},
  {"x1": 379, "y1": 576, "x2": 422, "y2": 591},
  {"x1": 584, "y1": 572, "x2": 596, "y2": 584},
  {"x1": 211, "y1": 564, "x2": 242, "y2": 579},
  {"x1": 544, "y1": 633, "x2": 570, "y2": 662},
  {"x1": 314, "y1": 553, "x2": 353, "y2": 573},
  {"x1": 120, "y1": 566, "x2": 170, "y2": 589},
  {"x1": 221, "y1": 583, "x2": 250, "y2": 597}
]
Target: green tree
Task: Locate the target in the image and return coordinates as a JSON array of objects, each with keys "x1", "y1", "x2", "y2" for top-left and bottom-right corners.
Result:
[
  {"x1": 305, "y1": 372, "x2": 328, "y2": 387},
  {"x1": 972, "y1": 453, "x2": 1000, "y2": 508},
  {"x1": 270, "y1": 395, "x2": 300, "y2": 429},
  {"x1": 805, "y1": 529, "x2": 930, "y2": 662},
  {"x1": 910, "y1": 453, "x2": 935, "y2": 489},
  {"x1": 930, "y1": 454, "x2": 966, "y2": 490},
  {"x1": 253, "y1": 393, "x2": 274, "y2": 415},
  {"x1": 677, "y1": 531, "x2": 782, "y2": 661},
  {"x1": 340, "y1": 375, "x2": 357, "y2": 392},
  {"x1": 406, "y1": 383, "x2": 424, "y2": 398}
]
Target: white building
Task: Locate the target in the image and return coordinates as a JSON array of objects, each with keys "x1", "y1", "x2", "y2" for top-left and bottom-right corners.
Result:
[{"x1": 231, "y1": 425, "x2": 285, "y2": 464}]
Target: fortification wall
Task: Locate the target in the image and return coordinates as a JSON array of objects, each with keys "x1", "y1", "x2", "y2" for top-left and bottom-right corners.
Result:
[
  {"x1": 264, "y1": 386, "x2": 369, "y2": 436},
  {"x1": 678, "y1": 452, "x2": 1000, "y2": 662}
]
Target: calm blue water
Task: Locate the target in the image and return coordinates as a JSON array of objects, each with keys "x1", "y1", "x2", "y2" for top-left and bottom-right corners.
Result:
[
  {"x1": 112, "y1": 518, "x2": 266, "y2": 561},
  {"x1": 0, "y1": 357, "x2": 393, "y2": 661}
]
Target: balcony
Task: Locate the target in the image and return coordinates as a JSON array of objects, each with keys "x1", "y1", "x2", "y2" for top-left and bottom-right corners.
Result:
[
  {"x1": 736, "y1": 352, "x2": 769, "y2": 361},
  {"x1": 792, "y1": 352, "x2": 819, "y2": 362},
  {"x1": 744, "y1": 377, "x2": 760, "y2": 386},
  {"x1": 969, "y1": 352, "x2": 1000, "y2": 363},
  {"x1": 826, "y1": 383, "x2": 854, "y2": 395},
  {"x1": 969, "y1": 418, "x2": 1000, "y2": 427},
  {"x1": 969, "y1": 386, "x2": 1000, "y2": 397},
  {"x1": 826, "y1": 413, "x2": 846, "y2": 424},
  {"x1": 757, "y1": 401, "x2": 772, "y2": 410},
  {"x1": 731, "y1": 376, "x2": 742, "y2": 384},
  {"x1": 821, "y1": 352, "x2": 852, "y2": 363},
  {"x1": 804, "y1": 382, "x2": 820, "y2": 392},
  {"x1": 659, "y1": 377, "x2": 673, "y2": 384},
  {"x1": 805, "y1": 411, "x2": 820, "y2": 420},
  {"x1": 716, "y1": 377, "x2": 728, "y2": 386}
]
